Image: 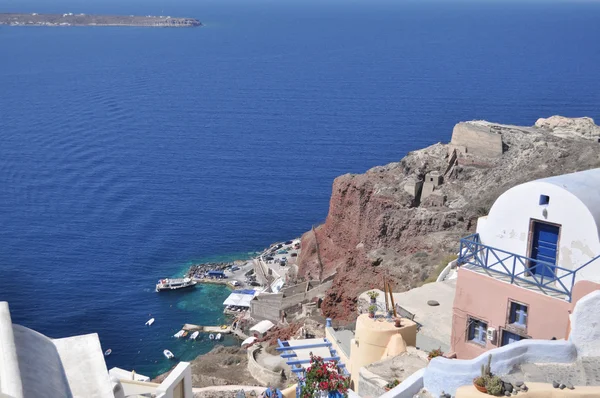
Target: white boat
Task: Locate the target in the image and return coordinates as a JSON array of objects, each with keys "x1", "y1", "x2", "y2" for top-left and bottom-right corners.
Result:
[
  {"x1": 163, "y1": 349, "x2": 174, "y2": 360},
  {"x1": 145, "y1": 318, "x2": 155, "y2": 326},
  {"x1": 174, "y1": 330, "x2": 185, "y2": 338},
  {"x1": 209, "y1": 333, "x2": 215, "y2": 340},
  {"x1": 156, "y1": 277, "x2": 196, "y2": 292},
  {"x1": 215, "y1": 333, "x2": 222, "y2": 341},
  {"x1": 104, "y1": 349, "x2": 112, "y2": 356},
  {"x1": 190, "y1": 331, "x2": 199, "y2": 340}
]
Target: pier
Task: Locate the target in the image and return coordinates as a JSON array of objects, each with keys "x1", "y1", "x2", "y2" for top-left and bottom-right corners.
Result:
[{"x1": 182, "y1": 324, "x2": 232, "y2": 334}]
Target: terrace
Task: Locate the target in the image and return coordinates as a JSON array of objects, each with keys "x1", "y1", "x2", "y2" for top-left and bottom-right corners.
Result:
[{"x1": 458, "y1": 233, "x2": 600, "y2": 301}]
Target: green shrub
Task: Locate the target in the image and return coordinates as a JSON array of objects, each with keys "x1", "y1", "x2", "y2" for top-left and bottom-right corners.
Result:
[{"x1": 485, "y1": 376, "x2": 503, "y2": 396}]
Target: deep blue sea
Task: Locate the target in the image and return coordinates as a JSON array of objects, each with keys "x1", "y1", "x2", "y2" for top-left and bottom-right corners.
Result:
[{"x1": 1, "y1": 0, "x2": 599, "y2": 377}]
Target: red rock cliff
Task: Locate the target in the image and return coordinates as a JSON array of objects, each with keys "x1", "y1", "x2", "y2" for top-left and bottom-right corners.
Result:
[{"x1": 297, "y1": 118, "x2": 600, "y2": 321}]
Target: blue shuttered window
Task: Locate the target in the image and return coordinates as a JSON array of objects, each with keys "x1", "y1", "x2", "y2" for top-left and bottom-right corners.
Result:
[
  {"x1": 509, "y1": 302, "x2": 528, "y2": 328},
  {"x1": 468, "y1": 318, "x2": 487, "y2": 345}
]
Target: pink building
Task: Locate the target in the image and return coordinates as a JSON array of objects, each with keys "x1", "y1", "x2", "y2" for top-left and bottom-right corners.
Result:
[{"x1": 450, "y1": 169, "x2": 600, "y2": 359}]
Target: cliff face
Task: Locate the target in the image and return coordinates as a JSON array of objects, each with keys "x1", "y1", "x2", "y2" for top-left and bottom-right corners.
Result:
[{"x1": 298, "y1": 117, "x2": 600, "y2": 321}]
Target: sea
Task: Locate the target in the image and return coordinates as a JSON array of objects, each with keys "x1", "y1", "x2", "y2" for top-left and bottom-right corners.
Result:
[{"x1": 1, "y1": 0, "x2": 599, "y2": 378}]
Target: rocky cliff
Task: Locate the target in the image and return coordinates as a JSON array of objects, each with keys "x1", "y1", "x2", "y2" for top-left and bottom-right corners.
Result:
[{"x1": 297, "y1": 116, "x2": 600, "y2": 321}]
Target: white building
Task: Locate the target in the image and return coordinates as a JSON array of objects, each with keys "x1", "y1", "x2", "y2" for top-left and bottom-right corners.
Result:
[
  {"x1": 0, "y1": 301, "x2": 193, "y2": 398},
  {"x1": 472, "y1": 168, "x2": 600, "y2": 289}
]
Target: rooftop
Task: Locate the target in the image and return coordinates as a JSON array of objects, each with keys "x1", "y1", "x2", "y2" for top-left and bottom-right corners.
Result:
[{"x1": 359, "y1": 279, "x2": 456, "y2": 353}]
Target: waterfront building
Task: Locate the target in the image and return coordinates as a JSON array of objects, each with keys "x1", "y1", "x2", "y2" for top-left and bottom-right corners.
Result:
[{"x1": 450, "y1": 168, "x2": 600, "y2": 359}]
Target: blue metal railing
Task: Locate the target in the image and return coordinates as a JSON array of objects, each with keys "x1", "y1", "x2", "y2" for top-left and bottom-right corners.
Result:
[{"x1": 458, "y1": 233, "x2": 600, "y2": 302}]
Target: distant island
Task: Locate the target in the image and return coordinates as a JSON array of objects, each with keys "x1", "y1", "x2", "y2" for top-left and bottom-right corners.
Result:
[{"x1": 0, "y1": 13, "x2": 201, "y2": 28}]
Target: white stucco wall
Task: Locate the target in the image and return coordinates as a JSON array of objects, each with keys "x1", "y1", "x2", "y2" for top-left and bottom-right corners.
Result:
[
  {"x1": 569, "y1": 290, "x2": 600, "y2": 357},
  {"x1": 0, "y1": 302, "x2": 23, "y2": 398},
  {"x1": 156, "y1": 362, "x2": 193, "y2": 398},
  {"x1": 477, "y1": 169, "x2": 600, "y2": 284}
]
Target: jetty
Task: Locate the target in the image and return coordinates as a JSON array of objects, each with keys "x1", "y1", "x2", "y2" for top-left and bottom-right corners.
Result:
[
  {"x1": 182, "y1": 324, "x2": 232, "y2": 334},
  {"x1": 0, "y1": 13, "x2": 201, "y2": 27}
]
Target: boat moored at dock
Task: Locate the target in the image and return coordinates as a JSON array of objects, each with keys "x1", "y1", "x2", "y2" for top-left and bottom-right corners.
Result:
[{"x1": 156, "y1": 277, "x2": 196, "y2": 292}]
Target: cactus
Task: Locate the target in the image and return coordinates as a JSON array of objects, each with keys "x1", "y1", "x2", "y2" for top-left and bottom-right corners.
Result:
[{"x1": 482, "y1": 354, "x2": 492, "y2": 377}]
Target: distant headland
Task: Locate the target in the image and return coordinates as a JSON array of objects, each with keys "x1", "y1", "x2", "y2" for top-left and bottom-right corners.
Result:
[{"x1": 0, "y1": 13, "x2": 201, "y2": 28}]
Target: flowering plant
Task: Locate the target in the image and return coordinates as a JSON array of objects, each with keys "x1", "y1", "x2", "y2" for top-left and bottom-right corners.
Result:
[
  {"x1": 300, "y1": 353, "x2": 350, "y2": 398},
  {"x1": 427, "y1": 347, "x2": 444, "y2": 360}
]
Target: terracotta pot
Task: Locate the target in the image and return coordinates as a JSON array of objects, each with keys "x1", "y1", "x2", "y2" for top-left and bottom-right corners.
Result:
[
  {"x1": 368, "y1": 312, "x2": 375, "y2": 318},
  {"x1": 473, "y1": 379, "x2": 487, "y2": 393}
]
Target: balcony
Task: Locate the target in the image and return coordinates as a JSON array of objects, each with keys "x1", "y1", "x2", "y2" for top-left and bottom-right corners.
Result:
[{"x1": 458, "y1": 233, "x2": 600, "y2": 301}]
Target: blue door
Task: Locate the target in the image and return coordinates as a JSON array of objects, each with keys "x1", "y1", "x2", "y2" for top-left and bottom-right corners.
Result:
[
  {"x1": 502, "y1": 330, "x2": 525, "y2": 346},
  {"x1": 529, "y1": 221, "x2": 559, "y2": 279}
]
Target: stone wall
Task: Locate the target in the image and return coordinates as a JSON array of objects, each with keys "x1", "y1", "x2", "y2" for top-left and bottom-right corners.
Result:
[
  {"x1": 250, "y1": 280, "x2": 333, "y2": 323},
  {"x1": 246, "y1": 346, "x2": 286, "y2": 388},
  {"x1": 281, "y1": 282, "x2": 309, "y2": 296},
  {"x1": 250, "y1": 294, "x2": 283, "y2": 323},
  {"x1": 450, "y1": 122, "x2": 503, "y2": 158},
  {"x1": 281, "y1": 280, "x2": 333, "y2": 309}
]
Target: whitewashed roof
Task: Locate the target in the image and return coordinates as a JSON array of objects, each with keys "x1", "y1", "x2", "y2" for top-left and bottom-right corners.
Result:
[
  {"x1": 538, "y1": 168, "x2": 600, "y2": 229},
  {"x1": 250, "y1": 320, "x2": 275, "y2": 334},
  {"x1": 0, "y1": 302, "x2": 114, "y2": 398}
]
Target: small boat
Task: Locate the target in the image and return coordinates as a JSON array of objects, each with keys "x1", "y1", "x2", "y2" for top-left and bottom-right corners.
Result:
[
  {"x1": 220, "y1": 325, "x2": 228, "y2": 329},
  {"x1": 190, "y1": 331, "x2": 199, "y2": 340},
  {"x1": 104, "y1": 349, "x2": 112, "y2": 356},
  {"x1": 145, "y1": 318, "x2": 155, "y2": 326},
  {"x1": 209, "y1": 333, "x2": 215, "y2": 340},
  {"x1": 215, "y1": 333, "x2": 222, "y2": 341},
  {"x1": 174, "y1": 330, "x2": 185, "y2": 338},
  {"x1": 163, "y1": 349, "x2": 174, "y2": 360}
]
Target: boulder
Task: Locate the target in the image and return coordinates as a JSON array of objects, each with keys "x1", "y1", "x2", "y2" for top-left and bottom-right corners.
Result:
[{"x1": 535, "y1": 115, "x2": 600, "y2": 140}]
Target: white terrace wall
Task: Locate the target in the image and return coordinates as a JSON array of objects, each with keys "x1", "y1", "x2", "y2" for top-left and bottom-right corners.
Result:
[
  {"x1": 476, "y1": 176, "x2": 600, "y2": 285},
  {"x1": 383, "y1": 290, "x2": 600, "y2": 398},
  {"x1": 0, "y1": 303, "x2": 22, "y2": 398},
  {"x1": 155, "y1": 362, "x2": 193, "y2": 398}
]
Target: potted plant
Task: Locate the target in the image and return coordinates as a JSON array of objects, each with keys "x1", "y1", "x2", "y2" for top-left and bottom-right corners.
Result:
[
  {"x1": 368, "y1": 305, "x2": 377, "y2": 318},
  {"x1": 473, "y1": 354, "x2": 492, "y2": 393},
  {"x1": 427, "y1": 347, "x2": 444, "y2": 361},
  {"x1": 300, "y1": 353, "x2": 350, "y2": 398},
  {"x1": 473, "y1": 375, "x2": 487, "y2": 394},
  {"x1": 367, "y1": 291, "x2": 379, "y2": 303},
  {"x1": 384, "y1": 379, "x2": 400, "y2": 391}
]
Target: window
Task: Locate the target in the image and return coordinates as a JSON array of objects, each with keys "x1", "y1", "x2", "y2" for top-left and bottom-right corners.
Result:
[
  {"x1": 502, "y1": 330, "x2": 527, "y2": 346},
  {"x1": 539, "y1": 195, "x2": 550, "y2": 205},
  {"x1": 468, "y1": 318, "x2": 488, "y2": 346},
  {"x1": 509, "y1": 301, "x2": 528, "y2": 328}
]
